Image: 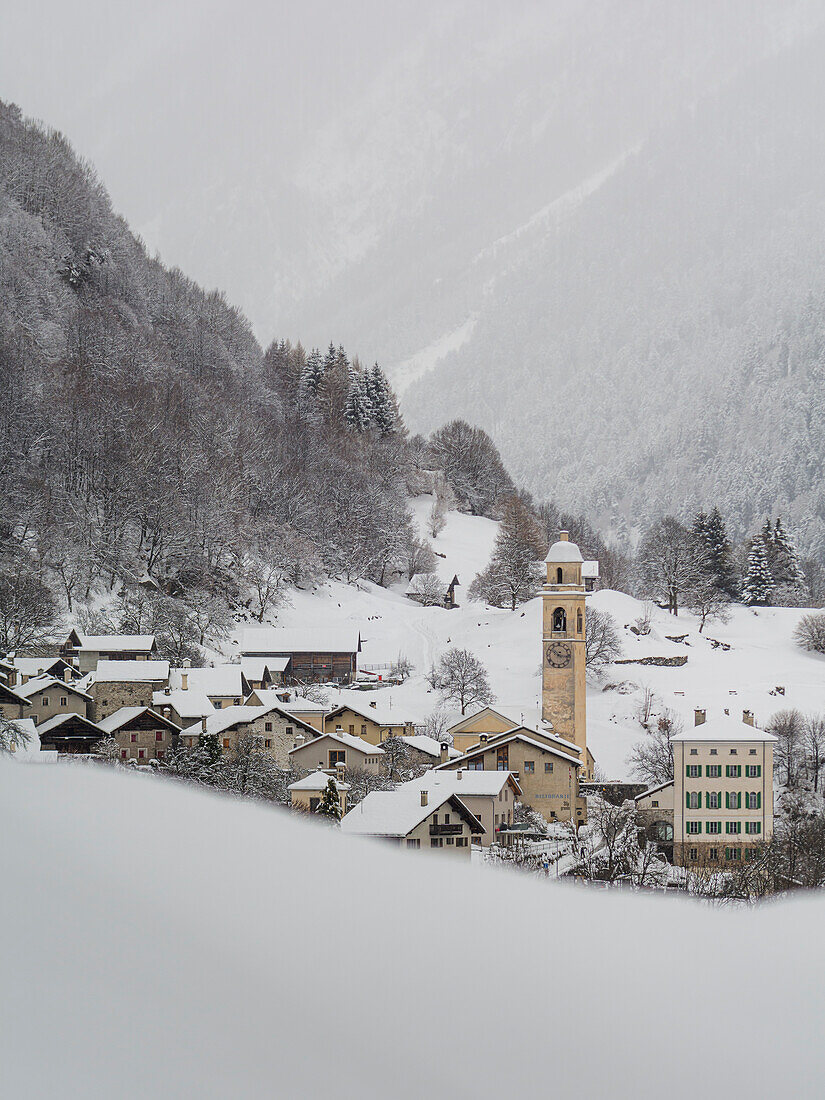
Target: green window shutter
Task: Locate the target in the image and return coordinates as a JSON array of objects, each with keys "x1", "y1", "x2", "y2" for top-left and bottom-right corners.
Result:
[
  {"x1": 725, "y1": 791, "x2": 730, "y2": 809},
  {"x1": 738, "y1": 792, "x2": 742, "y2": 809},
  {"x1": 686, "y1": 765, "x2": 691, "y2": 777},
  {"x1": 757, "y1": 791, "x2": 761, "y2": 809},
  {"x1": 704, "y1": 792, "x2": 708, "y2": 809}
]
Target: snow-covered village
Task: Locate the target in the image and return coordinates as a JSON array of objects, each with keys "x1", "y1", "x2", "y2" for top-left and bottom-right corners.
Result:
[{"x1": 5, "y1": 4, "x2": 825, "y2": 1097}]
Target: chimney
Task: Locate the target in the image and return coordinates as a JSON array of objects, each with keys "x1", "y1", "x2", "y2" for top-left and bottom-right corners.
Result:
[
  {"x1": 369, "y1": 700, "x2": 377, "y2": 709},
  {"x1": 200, "y1": 716, "x2": 207, "y2": 733},
  {"x1": 440, "y1": 741, "x2": 449, "y2": 764},
  {"x1": 456, "y1": 768, "x2": 463, "y2": 780},
  {"x1": 183, "y1": 658, "x2": 191, "y2": 669},
  {"x1": 694, "y1": 708, "x2": 706, "y2": 727},
  {"x1": 181, "y1": 671, "x2": 189, "y2": 691},
  {"x1": 743, "y1": 709, "x2": 754, "y2": 727},
  {"x1": 420, "y1": 790, "x2": 428, "y2": 807},
  {"x1": 335, "y1": 725, "x2": 345, "y2": 735},
  {"x1": 336, "y1": 760, "x2": 346, "y2": 781},
  {"x1": 559, "y1": 530, "x2": 569, "y2": 542},
  {"x1": 164, "y1": 686, "x2": 171, "y2": 696},
  {"x1": 8, "y1": 668, "x2": 17, "y2": 687},
  {"x1": 295, "y1": 732, "x2": 305, "y2": 748},
  {"x1": 480, "y1": 734, "x2": 488, "y2": 743},
  {"x1": 63, "y1": 667, "x2": 71, "y2": 682}
]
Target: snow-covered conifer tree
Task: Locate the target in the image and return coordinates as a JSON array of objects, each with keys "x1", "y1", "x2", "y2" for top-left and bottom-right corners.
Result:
[
  {"x1": 742, "y1": 536, "x2": 774, "y2": 606},
  {"x1": 367, "y1": 364, "x2": 397, "y2": 436},
  {"x1": 298, "y1": 348, "x2": 325, "y2": 402},
  {"x1": 344, "y1": 371, "x2": 373, "y2": 432},
  {"x1": 316, "y1": 777, "x2": 342, "y2": 822}
]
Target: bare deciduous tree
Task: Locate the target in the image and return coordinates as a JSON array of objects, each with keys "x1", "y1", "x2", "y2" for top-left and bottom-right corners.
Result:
[
  {"x1": 427, "y1": 647, "x2": 494, "y2": 714},
  {"x1": 585, "y1": 607, "x2": 622, "y2": 671}
]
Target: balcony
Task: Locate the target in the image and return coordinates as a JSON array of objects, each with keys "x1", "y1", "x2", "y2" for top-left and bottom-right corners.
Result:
[{"x1": 429, "y1": 823, "x2": 463, "y2": 836}]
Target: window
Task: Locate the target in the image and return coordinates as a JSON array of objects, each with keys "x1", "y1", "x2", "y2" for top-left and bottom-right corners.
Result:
[
  {"x1": 496, "y1": 747, "x2": 509, "y2": 771},
  {"x1": 524, "y1": 760, "x2": 535, "y2": 774},
  {"x1": 749, "y1": 749, "x2": 757, "y2": 756},
  {"x1": 545, "y1": 762, "x2": 554, "y2": 773},
  {"x1": 707, "y1": 792, "x2": 720, "y2": 809},
  {"x1": 652, "y1": 800, "x2": 659, "y2": 808},
  {"x1": 264, "y1": 739, "x2": 271, "y2": 749},
  {"x1": 726, "y1": 765, "x2": 741, "y2": 778},
  {"x1": 120, "y1": 749, "x2": 127, "y2": 760},
  {"x1": 710, "y1": 749, "x2": 718, "y2": 756},
  {"x1": 60, "y1": 696, "x2": 67, "y2": 706},
  {"x1": 725, "y1": 847, "x2": 741, "y2": 861},
  {"x1": 361, "y1": 725, "x2": 367, "y2": 737},
  {"x1": 745, "y1": 792, "x2": 761, "y2": 809},
  {"x1": 552, "y1": 607, "x2": 567, "y2": 633},
  {"x1": 233, "y1": 698, "x2": 241, "y2": 706},
  {"x1": 475, "y1": 813, "x2": 483, "y2": 823},
  {"x1": 407, "y1": 838, "x2": 420, "y2": 849},
  {"x1": 286, "y1": 726, "x2": 293, "y2": 737},
  {"x1": 709, "y1": 847, "x2": 718, "y2": 861},
  {"x1": 265, "y1": 722, "x2": 273, "y2": 732},
  {"x1": 576, "y1": 609, "x2": 583, "y2": 634},
  {"x1": 456, "y1": 837, "x2": 468, "y2": 847},
  {"x1": 157, "y1": 750, "x2": 165, "y2": 760},
  {"x1": 444, "y1": 813, "x2": 451, "y2": 824},
  {"x1": 726, "y1": 821, "x2": 741, "y2": 835},
  {"x1": 745, "y1": 848, "x2": 759, "y2": 861},
  {"x1": 102, "y1": 699, "x2": 108, "y2": 707},
  {"x1": 706, "y1": 765, "x2": 721, "y2": 778},
  {"x1": 430, "y1": 838, "x2": 443, "y2": 848},
  {"x1": 469, "y1": 759, "x2": 484, "y2": 771},
  {"x1": 432, "y1": 814, "x2": 438, "y2": 825},
  {"x1": 556, "y1": 567, "x2": 563, "y2": 584},
  {"x1": 686, "y1": 792, "x2": 701, "y2": 809},
  {"x1": 730, "y1": 749, "x2": 738, "y2": 755},
  {"x1": 223, "y1": 738, "x2": 230, "y2": 749},
  {"x1": 138, "y1": 748, "x2": 146, "y2": 760},
  {"x1": 686, "y1": 765, "x2": 701, "y2": 778},
  {"x1": 706, "y1": 821, "x2": 721, "y2": 835},
  {"x1": 41, "y1": 696, "x2": 50, "y2": 706},
  {"x1": 329, "y1": 750, "x2": 345, "y2": 767},
  {"x1": 348, "y1": 724, "x2": 354, "y2": 735},
  {"x1": 445, "y1": 836, "x2": 454, "y2": 845},
  {"x1": 130, "y1": 733, "x2": 137, "y2": 743},
  {"x1": 689, "y1": 848, "x2": 698, "y2": 861},
  {"x1": 745, "y1": 765, "x2": 761, "y2": 778},
  {"x1": 745, "y1": 821, "x2": 762, "y2": 835},
  {"x1": 726, "y1": 792, "x2": 741, "y2": 810},
  {"x1": 689, "y1": 749, "x2": 698, "y2": 756},
  {"x1": 686, "y1": 821, "x2": 702, "y2": 835}
]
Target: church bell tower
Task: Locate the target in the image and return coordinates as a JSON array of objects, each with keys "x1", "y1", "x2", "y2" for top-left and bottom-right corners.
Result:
[{"x1": 541, "y1": 531, "x2": 587, "y2": 766}]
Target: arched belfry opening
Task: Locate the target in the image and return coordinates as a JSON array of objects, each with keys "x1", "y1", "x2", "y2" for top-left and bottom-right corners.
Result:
[
  {"x1": 577, "y1": 609, "x2": 583, "y2": 634},
  {"x1": 553, "y1": 607, "x2": 567, "y2": 633},
  {"x1": 556, "y1": 567, "x2": 563, "y2": 584}
]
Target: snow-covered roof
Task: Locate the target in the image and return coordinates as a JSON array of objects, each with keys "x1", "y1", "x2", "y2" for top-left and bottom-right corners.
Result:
[
  {"x1": 0, "y1": 681, "x2": 31, "y2": 706},
  {"x1": 239, "y1": 628, "x2": 361, "y2": 655},
  {"x1": 169, "y1": 665, "x2": 246, "y2": 698},
  {"x1": 440, "y1": 730, "x2": 582, "y2": 769},
  {"x1": 7, "y1": 718, "x2": 40, "y2": 757},
  {"x1": 240, "y1": 657, "x2": 290, "y2": 680},
  {"x1": 634, "y1": 780, "x2": 674, "y2": 802},
  {"x1": 93, "y1": 660, "x2": 170, "y2": 683},
  {"x1": 545, "y1": 536, "x2": 583, "y2": 564},
  {"x1": 288, "y1": 772, "x2": 351, "y2": 793},
  {"x1": 182, "y1": 705, "x2": 267, "y2": 738},
  {"x1": 37, "y1": 713, "x2": 104, "y2": 737},
  {"x1": 290, "y1": 729, "x2": 385, "y2": 757},
  {"x1": 327, "y1": 700, "x2": 412, "y2": 727},
  {"x1": 153, "y1": 688, "x2": 214, "y2": 720},
  {"x1": 400, "y1": 735, "x2": 461, "y2": 759},
  {"x1": 75, "y1": 634, "x2": 155, "y2": 652},
  {"x1": 582, "y1": 560, "x2": 599, "y2": 579},
  {"x1": 15, "y1": 675, "x2": 91, "y2": 701},
  {"x1": 11, "y1": 656, "x2": 74, "y2": 678},
  {"x1": 97, "y1": 707, "x2": 150, "y2": 733},
  {"x1": 407, "y1": 769, "x2": 521, "y2": 798},
  {"x1": 341, "y1": 787, "x2": 483, "y2": 838},
  {"x1": 670, "y1": 716, "x2": 777, "y2": 743}
]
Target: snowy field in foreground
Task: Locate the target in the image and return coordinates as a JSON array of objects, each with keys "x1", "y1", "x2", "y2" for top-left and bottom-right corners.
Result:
[
  {"x1": 234, "y1": 496, "x2": 825, "y2": 778},
  {"x1": 2, "y1": 760, "x2": 824, "y2": 1098}
]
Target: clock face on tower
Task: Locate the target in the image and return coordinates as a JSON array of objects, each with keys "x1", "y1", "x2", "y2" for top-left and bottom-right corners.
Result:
[{"x1": 546, "y1": 641, "x2": 572, "y2": 668}]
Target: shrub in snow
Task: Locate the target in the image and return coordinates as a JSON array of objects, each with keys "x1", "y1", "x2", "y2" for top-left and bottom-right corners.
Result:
[
  {"x1": 0, "y1": 714, "x2": 30, "y2": 754},
  {"x1": 794, "y1": 612, "x2": 825, "y2": 654},
  {"x1": 315, "y1": 778, "x2": 342, "y2": 822},
  {"x1": 407, "y1": 572, "x2": 446, "y2": 606}
]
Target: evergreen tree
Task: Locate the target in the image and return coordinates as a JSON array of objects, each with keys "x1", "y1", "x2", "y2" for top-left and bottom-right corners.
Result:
[
  {"x1": 367, "y1": 364, "x2": 397, "y2": 436},
  {"x1": 468, "y1": 495, "x2": 545, "y2": 609},
  {"x1": 316, "y1": 777, "x2": 342, "y2": 822},
  {"x1": 344, "y1": 372, "x2": 373, "y2": 432},
  {"x1": 298, "y1": 348, "x2": 325, "y2": 402},
  {"x1": 742, "y1": 535, "x2": 774, "y2": 605},
  {"x1": 692, "y1": 507, "x2": 737, "y2": 597},
  {"x1": 771, "y1": 518, "x2": 808, "y2": 591}
]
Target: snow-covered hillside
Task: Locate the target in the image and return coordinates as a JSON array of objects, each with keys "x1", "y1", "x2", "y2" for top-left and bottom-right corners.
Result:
[
  {"x1": 3, "y1": 758, "x2": 825, "y2": 1098},
  {"x1": 238, "y1": 499, "x2": 823, "y2": 779}
]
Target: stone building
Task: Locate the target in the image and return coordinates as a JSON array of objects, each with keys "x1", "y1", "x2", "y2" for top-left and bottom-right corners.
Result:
[
  {"x1": 98, "y1": 706, "x2": 182, "y2": 763},
  {"x1": 88, "y1": 661, "x2": 171, "y2": 721},
  {"x1": 181, "y1": 704, "x2": 318, "y2": 766}
]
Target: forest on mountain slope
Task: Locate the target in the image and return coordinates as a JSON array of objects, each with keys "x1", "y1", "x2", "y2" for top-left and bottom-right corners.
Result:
[{"x1": 400, "y1": 19, "x2": 825, "y2": 560}]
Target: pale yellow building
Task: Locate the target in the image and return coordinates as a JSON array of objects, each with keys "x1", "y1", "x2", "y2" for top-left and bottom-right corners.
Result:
[
  {"x1": 289, "y1": 727, "x2": 385, "y2": 774},
  {"x1": 437, "y1": 727, "x2": 585, "y2": 825},
  {"x1": 324, "y1": 701, "x2": 414, "y2": 746},
  {"x1": 15, "y1": 675, "x2": 91, "y2": 726},
  {"x1": 672, "y1": 709, "x2": 776, "y2": 868},
  {"x1": 447, "y1": 707, "x2": 521, "y2": 755}
]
